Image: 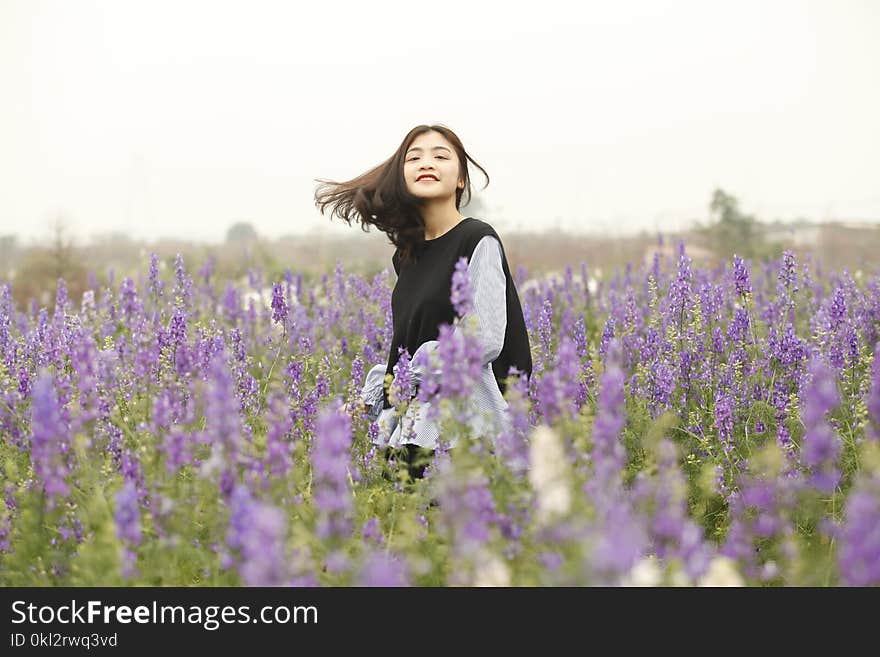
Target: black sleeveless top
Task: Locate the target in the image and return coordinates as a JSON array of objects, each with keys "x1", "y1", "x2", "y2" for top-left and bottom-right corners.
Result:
[{"x1": 382, "y1": 217, "x2": 533, "y2": 409}]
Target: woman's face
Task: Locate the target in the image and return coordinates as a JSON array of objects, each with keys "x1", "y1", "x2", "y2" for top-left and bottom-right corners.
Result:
[{"x1": 403, "y1": 131, "x2": 463, "y2": 202}]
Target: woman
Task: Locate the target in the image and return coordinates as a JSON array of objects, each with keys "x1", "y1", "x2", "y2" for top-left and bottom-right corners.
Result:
[{"x1": 314, "y1": 124, "x2": 532, "y2": 479}]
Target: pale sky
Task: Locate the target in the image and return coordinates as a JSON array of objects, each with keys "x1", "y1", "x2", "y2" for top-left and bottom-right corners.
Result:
[{"x1": 1, "y1": 0, "x2": 878, "y2": 244}]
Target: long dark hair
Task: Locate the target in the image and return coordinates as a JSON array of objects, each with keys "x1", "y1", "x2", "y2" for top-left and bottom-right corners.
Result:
[{"x1": 313, "y1": 124, "x2": 489, "y2": 266}]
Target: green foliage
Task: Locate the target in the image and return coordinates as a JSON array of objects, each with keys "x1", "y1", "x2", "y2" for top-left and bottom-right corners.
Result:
[
  {"x1": 2, "y1": 241, "x2": 879, "y2": 587},
  {"x1": 225, "y1": 221, "x2": 259, "y2": 244},
  {"x1": 695, "y1": 188, "x2": 782, "y2": 262}
]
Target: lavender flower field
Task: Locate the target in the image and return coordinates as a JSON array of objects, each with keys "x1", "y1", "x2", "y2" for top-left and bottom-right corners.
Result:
[{"x1": 2, "y1": 244, "x2": 880, "y2": 587}]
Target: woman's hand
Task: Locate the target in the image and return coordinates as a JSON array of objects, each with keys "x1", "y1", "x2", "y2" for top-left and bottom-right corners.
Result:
[{"x1": 339, "y1": 399, "x2": 371, "y2": 419}]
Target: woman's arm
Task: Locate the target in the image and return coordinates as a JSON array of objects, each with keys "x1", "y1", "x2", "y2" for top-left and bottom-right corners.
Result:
[{"x1": 357, "y1": 362, "x2": 388, "y2": 421}]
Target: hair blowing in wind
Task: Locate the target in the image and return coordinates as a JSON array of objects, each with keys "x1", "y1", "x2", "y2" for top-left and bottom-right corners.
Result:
[{"x1": 313, "y1": 124, "x2": 489, "y2": 265}]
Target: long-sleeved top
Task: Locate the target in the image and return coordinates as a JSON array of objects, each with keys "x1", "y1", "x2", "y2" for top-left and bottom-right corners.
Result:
[{"x1": 360, "y1": 233, "x2": 513, "y2": 449}]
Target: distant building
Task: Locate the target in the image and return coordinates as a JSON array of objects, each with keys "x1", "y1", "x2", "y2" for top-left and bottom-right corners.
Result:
[
  {"x1": 760, "y1": 221, "x2": 822, "y2": 248},
  {"x1": 825, "y1": 220, "x2": 880, "y2": 230},
  {"x1": 761, "y1": 219, "x2": 878, "y2": 249}
]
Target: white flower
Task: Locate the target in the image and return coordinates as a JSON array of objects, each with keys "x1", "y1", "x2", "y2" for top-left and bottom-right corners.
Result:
[
  {"x1": 697, "y1": 556, "x2": 744, "y2": 587},
  {"x1": 81, "y1": 289, "x2": 95, "y2": 311},
  {"x1": 528, "y1": 425, "x2": 571, "y2": 524},
  {"x1": 669, "y1": 568, "x2": 692, "y2": 587},
  {"x1": 473, "y1": 550, "x2": 511, "y2": 587},
  {"x1": 199, "y1": 449, "x2": 224, "y2": 479},
  {"x1": 621, "y1": 555, "x2": 663, "y2": 587}
]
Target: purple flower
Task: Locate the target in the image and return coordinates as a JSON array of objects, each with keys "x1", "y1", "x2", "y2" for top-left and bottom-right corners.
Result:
[
  {"x1": 0, "y1": 494, "x2": 12, "y2": 554},
  {"x1": 838, "y1": 474, "x2": 880, "y2": 586},
  {"x1": 222, "y1": 283, "x2": 241, "y2": 323},
  {"x1": 248, "y1": 267, "x2": 262, "y2": 290},
  {"x1": 419, "y1": 322, "x2": 483, "y2": 402},
  {"x1": 777, "y1": 250, "x2": 797, "y2": 292},
  {"x1": 727, "y1": 307, "x2": 751, "y2": 344},
  {"x1": 199, "y1": 255, "x2": 215, "y2": 283},
  {"x1": 29, "y1": 372, "x2": 71, "y2": 506},
  {"x1": 647, "y1": 355, "x2": 675, "y2": 415},
  {"x1": 114, "y1": 479, "x2": 142, "y2": 546},
  {"x1": 642, "y1": 440, "x2": 712, "y2": 580},
  {"x1": 668, "y1": 250, "x2": 693, "y2": 325},
  {"x1": 770, "y1": 323, "x2": 806, "y2": 368},
  {"x1": 225, "y1": 485, "x2": 288, "y2": 586},
  {"x1": 598, "y1": 317, "x2": 616, "y2": 358},
  {"x1": 173, "y1": 253, "x2": 193, "y2": 308},
  {"x1": 389, "y1": 347, "x2": 414, "y2": 406},
  {"x1": 361, "y1": 517, "x2": 383, "y2": 545},
  {"x1": 589, "y1": 498, "x2": 649, "y2": 582},
  {"x1": 868, "y1": 344, "x2": 880, "y2": 441},
  {"x1": 699, "y1": 282, "x2": 723, "y2": 325},
  {"x1": 433, "y1": 458, "x2": 502, "y2": 584},
  {"x1": 556, "y1": 336, "x2": 586, "y2": 415},
  {"x1": 537, "y1": 298, "x2": 554, "y2": 362},
  {"x1": 119, "y1": 277, "x2": 142, "y2": 319},
  {"x1": 311, "y1": 404, "x2": 354, "y2": 542},
  {"x1": 733, "y1": 255, "x2": 752, "y2": 296},
  {"x1": 148, "y1": 253, "x2": 163, "y2": 299},
  {"x1": 168, "y1": 307, "x2": 187, "y2": 348},
  {"x1": 714, "y1": 388, "x2": 736, "y2": 458},
  {"x1": 202, "y1": 351, "x2": 247, "y2": 496},
  {"x1": 161, "y1": 427, "x2": 193, "y2": 474},
  {"x1": 0, "y1": 283, "x2": 12, "y2": 370},
  {"x1": 572, "y1": 314, "x2": 588, "y2": 357},
  {"x1": 590, "y1": 338, "x2": 627, "y2": 489},
  {"x1": 828, "y1": 286, "x2": 847, "y2": 330},
  {"x1": 539, "y1": 551, "x2": 564, "y2": 571},
  {"x1": 263, "y1": 392, "x2": 293, "y2": 479},
  {"x1": 800, "y1": 357, "x2": 842, "y2": 494},
  {"x1": 494, "y1": 368, "x2": 532, "y2": 477},
  {"x1": 450, "y1": 256, "x2": 473, "y2": 318},
  {"x1": 271, "y1": 282, "x2": 288, "y2": 326},
  {"x1": 358, "y1": 551, "x2": 410, "y2": 586},
  {"x1": 120, "y1": 450, "x2": 146, "y2": 502},
  {"x1": 53, "y1": 278, "x2": 68, "y2": 324}
]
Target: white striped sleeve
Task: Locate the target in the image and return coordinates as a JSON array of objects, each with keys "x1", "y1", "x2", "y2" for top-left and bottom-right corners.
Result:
[
  {"x1": 360, "y1": 362, "x2": 387, "y2": 420},
  {"x1": 469, "y1": 235, "x2": 507, "y2": 363}
]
